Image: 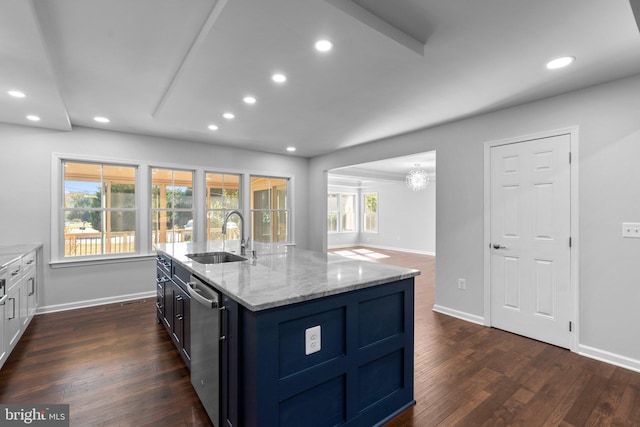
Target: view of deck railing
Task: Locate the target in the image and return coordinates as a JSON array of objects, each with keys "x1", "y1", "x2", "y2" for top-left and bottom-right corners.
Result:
[{"x1": 64, "y1": 228, "x2": 244, "y2": 257}]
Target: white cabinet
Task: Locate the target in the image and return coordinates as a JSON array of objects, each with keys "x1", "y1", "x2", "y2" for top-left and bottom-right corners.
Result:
[
  {"x1": 0, "y1": 247, "x2": 40, "y2": 370},
  {"x1": 23, "y1": 256, "x2": 37, "y2": 323},
  {"x1": 0, "y1": 267, "x2": 6, "y2": 363},
  {"x1": 6, "y1": 281, "x2": 22, "y2": 348}
]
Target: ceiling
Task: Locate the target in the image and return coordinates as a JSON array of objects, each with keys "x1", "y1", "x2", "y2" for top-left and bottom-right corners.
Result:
[
  {"x1": 3, "y1": 0, "x2": 640, "y2": 158},
  {"x1": 329, "y1": 151, "x2": 435, "y2": 187}
]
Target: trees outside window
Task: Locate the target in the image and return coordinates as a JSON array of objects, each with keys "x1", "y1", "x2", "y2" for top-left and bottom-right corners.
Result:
[
  {"x1": 206, "y1": 173, "x2": 241, "y2": 241},
  {"x1": 250, "y1": 176, "x2": 289, "y2": 243},
  {"x1": 151, "y1": 168, "x2": 194, "y2": 249},
  {"x1": 63, "y1": 161, "x2": 137, "y2": 257},
  {"x1": 363, "y1": 193, "x2": 378, "y2": 233}
]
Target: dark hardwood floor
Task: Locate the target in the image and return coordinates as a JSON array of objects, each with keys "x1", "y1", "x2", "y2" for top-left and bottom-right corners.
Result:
[{"x1": 1, "y1": 247, "x2": 640, "y2": 426}]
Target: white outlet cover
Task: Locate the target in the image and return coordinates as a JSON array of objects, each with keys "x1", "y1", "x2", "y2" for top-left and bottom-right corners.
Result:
[
  {"x1": 305, "y1": 325, "x2": 321, "y2": 355},
  {"x1": 622, "y1": 222, "x2": 640, "y2": 238}
]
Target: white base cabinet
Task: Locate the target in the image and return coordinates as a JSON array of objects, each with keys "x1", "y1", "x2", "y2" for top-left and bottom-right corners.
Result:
[{"x1": 0, "y1": 246, "x2": 40, "y2": 370}]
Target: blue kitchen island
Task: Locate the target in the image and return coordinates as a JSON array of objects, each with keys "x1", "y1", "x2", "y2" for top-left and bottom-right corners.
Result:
[{"x1": 156, "y1": 242, "x2": 420, "y2": 427}]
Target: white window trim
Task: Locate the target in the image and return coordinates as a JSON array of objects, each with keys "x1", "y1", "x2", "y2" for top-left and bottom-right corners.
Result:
[
  {"x1": 150, "y1": 165, "x2": 196, "y2": 249},
  {"x1": 51, "y1": 153, "x2": 146, "y2": 266},
  {"x1": 51, "y1": 154, "x2": 297, "y2": 265},
  {"x1": 203, "y1": 170, "x2": 243, "y2": 243},
  {"x1": 362, "y1": 192, "x2": 379, "y2": 234},
  {"x1": 328, "y1": 191, "x2": 358, "y2": 234},
  {"x1": 249, "y1": 174, "x2": 294, "y2": 244}
]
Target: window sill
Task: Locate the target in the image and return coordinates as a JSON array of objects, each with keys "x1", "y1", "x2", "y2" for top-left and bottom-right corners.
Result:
[{"x1": 50, "y1": 253, "x2": 157, "y2": 269}]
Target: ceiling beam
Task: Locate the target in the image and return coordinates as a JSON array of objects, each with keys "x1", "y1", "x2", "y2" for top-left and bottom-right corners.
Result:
[
  {"x1": 325, "y1": 0, "x2": 425, "y2": 56},
  {"x1": 152, "y1": 0, "x2": 228, "y2": 118},
  {"x1": 630, "y1": 0, "x2": 640, "y2": 33}
]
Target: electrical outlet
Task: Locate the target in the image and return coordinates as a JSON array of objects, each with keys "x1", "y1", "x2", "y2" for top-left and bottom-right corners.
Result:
[
  {"x1": 622, "y1": 222, "x2": 640, "y2": 238},
  {"x1": 458, "y1": 278, "x2": 466, "y2": 290},
  {"x1": 305, "y1": 325, "x2": 321, "y2": 355}
]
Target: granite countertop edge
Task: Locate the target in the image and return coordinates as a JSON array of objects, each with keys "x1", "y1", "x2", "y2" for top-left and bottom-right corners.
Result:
[
  {"x1": 157, "y1": 242, "x2": 420, "y2": 312},
  {"x1": 0, "y1": 243, "x2": 43, "y2": 269}
]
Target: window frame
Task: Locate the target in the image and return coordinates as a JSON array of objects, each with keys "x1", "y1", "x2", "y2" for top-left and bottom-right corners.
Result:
[
  {"x1": 362, "y1": 192, "x2": 379, "y2": 234},
  {"x1": 327, "y1": 191, "x2": 358, "y2": 234},
  {"x1": 204, "y1": 171, "x2": 242, "y2": 243},
  {"x1": 249, "y1": 175, "x2": 291, "y2": 244},
  {"x1": 51, "y1": 154, "x2": 296, "y2": 266},
  {"x1": 51, "y1": 154, "x2": 144, "y2": 265},
  {"x1": 150, "y1": 167, "x2": 195, "y2": 250}
]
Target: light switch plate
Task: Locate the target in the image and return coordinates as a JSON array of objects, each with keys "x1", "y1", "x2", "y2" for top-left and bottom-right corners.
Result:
[
  {"x1": 622, "y1": 222, "x2": 640, "y2": 238},
  {"x1": 305, "y1": 325, "x2": 321, "y2": 355}
]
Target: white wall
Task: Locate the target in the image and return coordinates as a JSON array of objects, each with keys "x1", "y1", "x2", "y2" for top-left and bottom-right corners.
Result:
[
  {"x1": 0, "y1": 125, "x2": 309, "y2": 311},
  {"x1": 309, "y1": 73, "x2": 640, "y2": 368},
  {"x1": 327, "y1": 179, "x2": 436, "y2": 254},
  {"x1": 359, "y1": 179, "x2": 435, "y2": 254}
]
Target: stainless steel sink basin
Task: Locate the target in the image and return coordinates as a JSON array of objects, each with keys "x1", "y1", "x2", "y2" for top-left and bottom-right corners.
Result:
[{"x1": 186, "y1": 251, "x2": 246, "y2": 264}]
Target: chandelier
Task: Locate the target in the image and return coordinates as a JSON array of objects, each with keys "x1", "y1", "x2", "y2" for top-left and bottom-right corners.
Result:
[{"x1": 406, "y1": 164, "x2": 429, "y2": 191}]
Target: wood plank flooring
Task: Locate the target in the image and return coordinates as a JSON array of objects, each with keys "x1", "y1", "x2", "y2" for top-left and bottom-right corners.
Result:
[{"x1": 1, "y1": 247, "x2": 640, "y2": 426}]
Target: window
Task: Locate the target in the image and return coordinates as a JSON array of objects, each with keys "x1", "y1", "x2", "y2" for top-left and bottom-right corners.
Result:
[
  {"x1": 206, "y1": 173, "x2": 241, "y2": 242},
  {"x1": 327, "y1": 192, "x2": 356, "y2": 233},
  {"x1": 363, "y1": 192, "x2": 378, "y2": 233},
  {"x1": 62, "y1": 161, "x2": 137, "y2": 257},
  {"x1": 327, "y1": 193, "x2": 338, "y2": 232},
  {"x1": 341, "y1": 194, "x2": 356, "y2": 232},
  {"x1": 151, "y1": 168, "x2": 194, "y2": 249},
  {"x1": 250, "y1": 176, "x2": 289, "y2": 243}
]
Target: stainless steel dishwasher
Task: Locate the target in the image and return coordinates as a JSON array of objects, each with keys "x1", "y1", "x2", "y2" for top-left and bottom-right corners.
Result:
[{"x1": 188, "y1": 275, "x2": 222, "y2": 426}]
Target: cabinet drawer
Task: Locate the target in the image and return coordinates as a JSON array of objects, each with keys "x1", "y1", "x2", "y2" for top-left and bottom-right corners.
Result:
[
  {"x1": 6, "y1": 259, "x2": 22, "y2": 292},
  {"x1": 0, "y1": 266, "x2": 6, "y2": 297},
  {"x1": 22, "y1": 251, "x2": 36, "y2": 271}
]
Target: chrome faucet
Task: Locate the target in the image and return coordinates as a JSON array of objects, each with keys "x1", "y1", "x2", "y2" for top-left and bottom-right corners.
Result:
[{"x1": 222, "y1": 209, "x2": 248, "y2": 256}]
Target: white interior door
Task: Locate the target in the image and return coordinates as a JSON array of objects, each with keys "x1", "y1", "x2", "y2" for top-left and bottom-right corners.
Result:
[{"x1": 490, "y1": 134, "x2": 571, "y2": 348}]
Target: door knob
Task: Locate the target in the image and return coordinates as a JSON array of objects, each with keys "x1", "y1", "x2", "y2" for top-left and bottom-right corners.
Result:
[{"x1": 492, "y1": 243, "x2": 506, "y2": 250}]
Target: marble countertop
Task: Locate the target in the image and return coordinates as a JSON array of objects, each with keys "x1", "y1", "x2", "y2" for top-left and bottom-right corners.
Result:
[
  {"x1": 0, "y1": 243, "x2": 42, "y2": 269},
  {"x1": 157, "y1": 241, "x2": 420, "y2": 311}
]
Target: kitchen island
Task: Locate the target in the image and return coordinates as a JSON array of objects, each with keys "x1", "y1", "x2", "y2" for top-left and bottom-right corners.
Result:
[{"x1": 156, "y1": 242, "x2": 419, "y2": 427}]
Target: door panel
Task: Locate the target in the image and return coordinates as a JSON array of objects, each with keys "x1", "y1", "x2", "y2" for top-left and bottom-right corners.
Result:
[{"x1": 490, "y1": 134, "x2": 571, "y2": 348}]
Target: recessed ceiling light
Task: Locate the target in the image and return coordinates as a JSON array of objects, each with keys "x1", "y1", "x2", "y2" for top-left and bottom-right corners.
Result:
[
  {"x1": 315, "y1": 39, "x2": 333, "y2": 52},
  {"x1": 546, "y1": 56, "x2": 575, "y2": 70},
  {"x1": 208, "y1": 124, "x2": 219, "y2": 131},
  {"x1": 272, "y1": 73, "x2": 287, "y2": 83},
  {"x1": 243, "y1": 96, "x2": 257, "y2": 104},
  {"x1": 223, "y1": 113, "x2": 235, "y2": 119},
  {"x1": 8, "y1": 90, "x2": 26, "y2": 98},
  {"x1": 286, "y1": 146, "x2": 296, "y2": 152},
  {"x1": 94, "y1": 116, "x2": 110, "y2": 123},
  {"x1": 26, "y1": 115, "x2": 40, "y2": 121}
]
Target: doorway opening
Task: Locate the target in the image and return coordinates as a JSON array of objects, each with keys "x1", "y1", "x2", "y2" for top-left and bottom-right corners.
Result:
[{"x1": 326, "y1": 151, "x2": 436, "y2": 257}]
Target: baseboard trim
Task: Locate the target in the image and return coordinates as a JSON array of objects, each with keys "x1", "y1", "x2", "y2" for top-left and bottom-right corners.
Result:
[
  {"x1": 432, "y1": 306, "x2": 640, "y2": 374},
  {"x1": 578, "y1": 344, "x2": 640, "y2": 374},
  {"x1": 37, "y1": 291, "x2": 156, "y2": 315},
  {"x1": 432, "y1": 304, "x2": 485, "y2": 325}
]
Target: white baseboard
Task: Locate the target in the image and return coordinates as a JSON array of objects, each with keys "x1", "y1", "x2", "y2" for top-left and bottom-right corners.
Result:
[
  {"x1": 37, "y1": 291, "x2": 156, "y2": 315},
  {"x1": 432, "y1": 304, "x2": 485, "y2": 325},
  {"x1": 578, "y1": 344, "x2": 640, "y2": 374},
  {"x1": 432, "y1": 306, "x2": 640, "y2": 374}
]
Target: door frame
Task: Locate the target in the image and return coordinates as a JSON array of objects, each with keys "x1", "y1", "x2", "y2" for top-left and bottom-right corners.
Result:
[{"x1": 483, "y1": 127, "x2": 579, "y2": 352}]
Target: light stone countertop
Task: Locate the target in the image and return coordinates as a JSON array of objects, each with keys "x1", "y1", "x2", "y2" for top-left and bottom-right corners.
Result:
[
  {"x1": 0, "y1": 243, "x2": 43, "y2": 269},
  {"x1": 157, "y1": 241, "x2": 420, "y2": 311}
]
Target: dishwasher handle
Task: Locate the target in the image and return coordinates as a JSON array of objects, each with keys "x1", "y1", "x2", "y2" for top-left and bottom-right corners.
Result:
[{"x1": 188, "y1": 278, "x2": 220, "y2": 309}]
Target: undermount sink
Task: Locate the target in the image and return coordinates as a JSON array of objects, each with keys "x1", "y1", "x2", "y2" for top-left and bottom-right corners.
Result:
[{"x1": 186, "y1": 251, "x2": 246, "y2": 264}]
